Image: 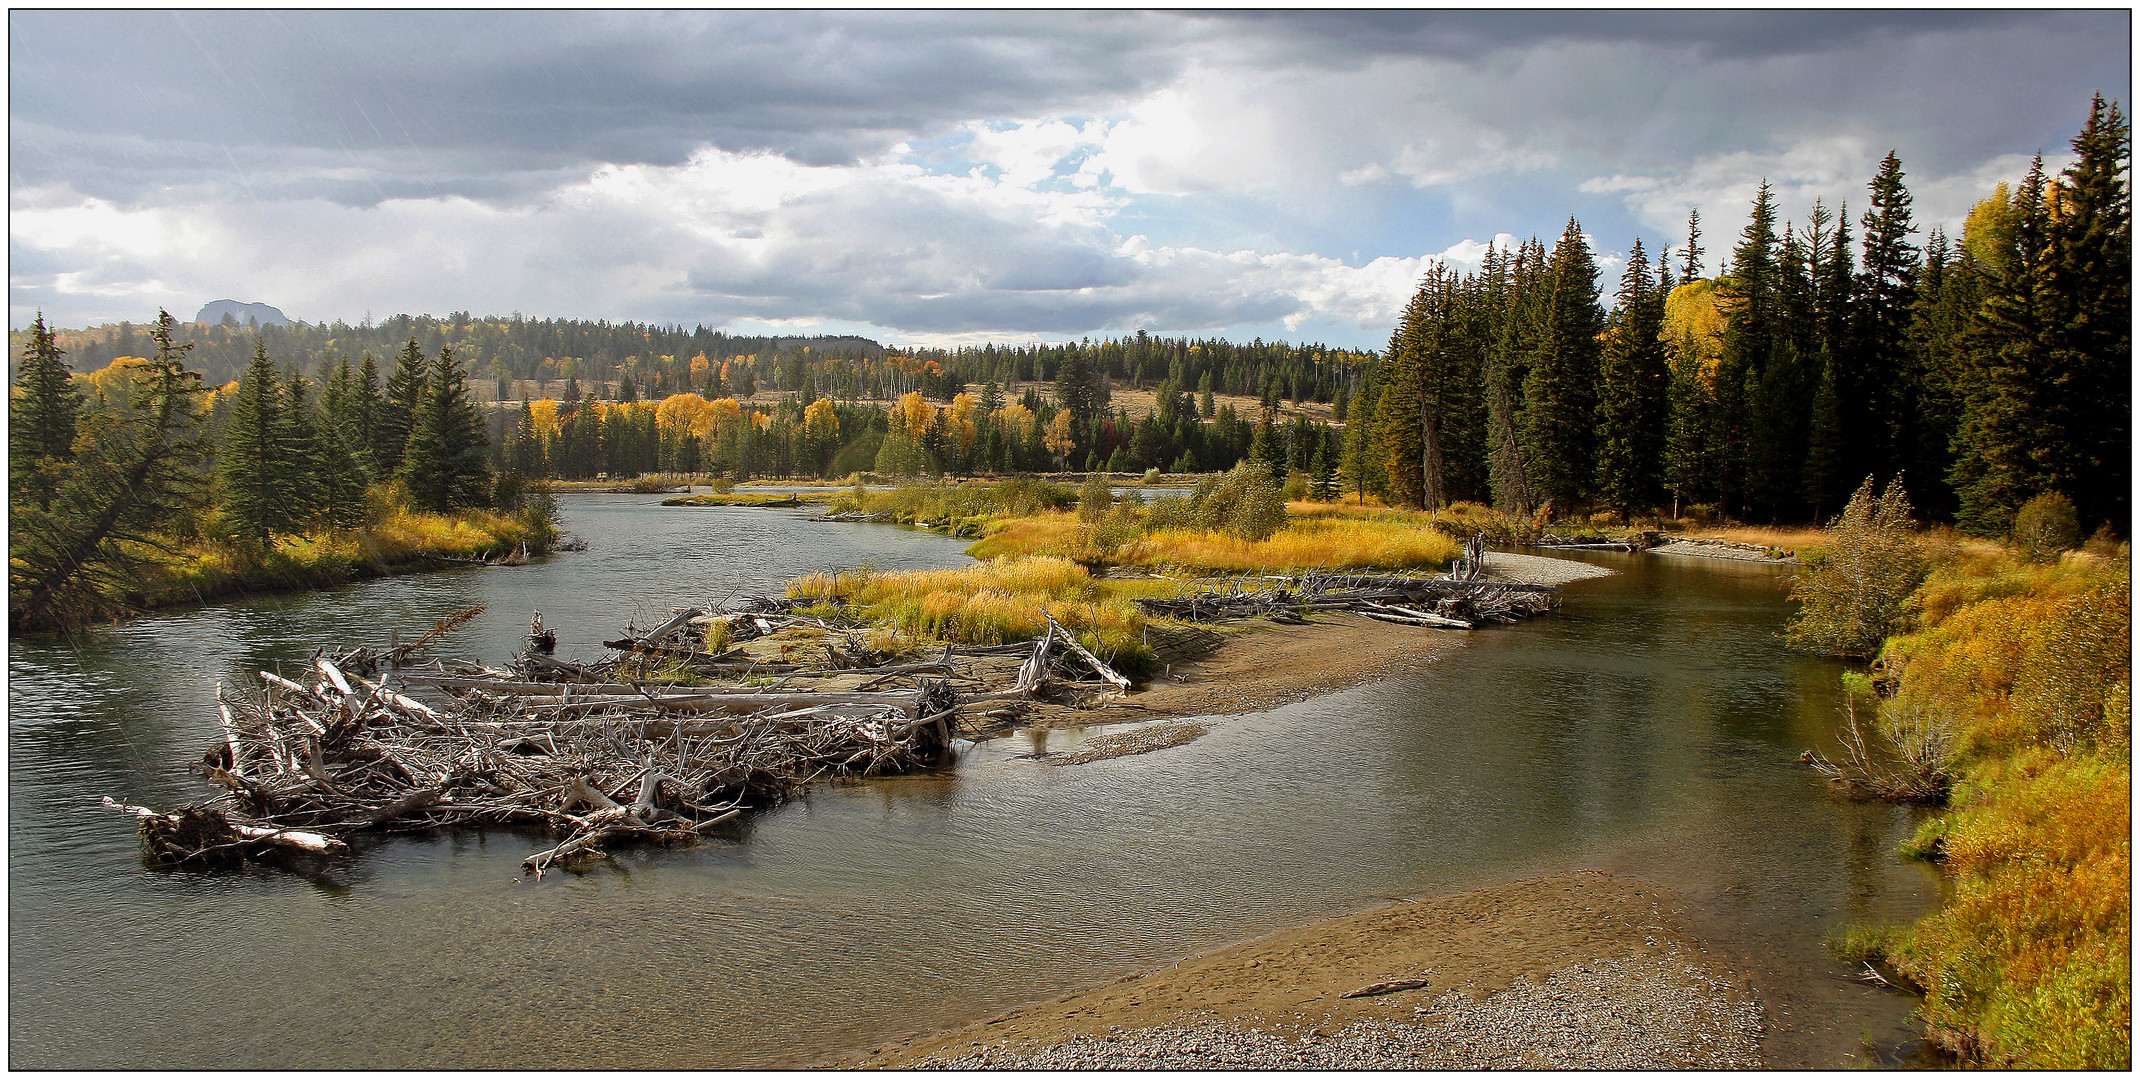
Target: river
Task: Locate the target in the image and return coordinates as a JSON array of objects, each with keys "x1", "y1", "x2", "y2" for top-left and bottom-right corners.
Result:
[{"x1": 7, "y1": 494, "x2": 1942, "y2": 1068}]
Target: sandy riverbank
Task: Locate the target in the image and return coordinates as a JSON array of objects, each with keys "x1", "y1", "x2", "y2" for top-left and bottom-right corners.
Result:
[
  {"x1": 851, "y1": 871, "x2": 1762, "y2": 1069},
  {"x1": 990, "y1": 549, "x2": 1616, "y2": 734},
  {"x1": 838, "y1": 553, "x2": 1761, "y2": 1068}
]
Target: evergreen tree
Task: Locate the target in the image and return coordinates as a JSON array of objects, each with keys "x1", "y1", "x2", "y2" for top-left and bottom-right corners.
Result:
[
  {"x1": 218, "y1": 341, "x2": 296, "y2": 543},
  {"x1": 1802, "y1": 351, "x2": 1850, "y2": 520},
  {"x1": 1681, "y1": 207, "x2": 1704, "y2": 280},
  {"x1": 12, "y1": 312, "x2": 210, "y2": 628},
  {"x1": 400, "y1": 346, "x2": 492, "y2": 512},
  {"x1": 1518, "y1": 219, "x2": 1605, "y2": 511},
  {"x1": 281, "y1": 370, "x2": 326, "y2": 525},
  {"x1": 1951, "y1": 158, "x2": 2052, "y2": 534},
  {"x1": 352, "y1": 352, "x2": 383, "y2": 477},
  {"x1": 375, "y1": 339, "x2": 428, "y2": 475},
  {"x1": 10, "y1": 313, "x2": 84, "y2": 512},
  {"x1": 312, "y1": 363, "x2": 372, "y2": 528},
  {"x1": 1594, "y1": 240, "x2": 1670, "y2": 517},
  {"x1": 1661, "y1": 337, "x2": 1713, "y2": 518},
  {"x1": 2035, "y1": 95, "x2": 2131, "y2": 530},
  {"x1": 1855, "y1": 150, "x2": 1920, "y2": 485}
]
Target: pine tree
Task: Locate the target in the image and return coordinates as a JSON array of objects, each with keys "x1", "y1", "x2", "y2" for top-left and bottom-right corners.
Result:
[
  {"x1": 1856, "y1": 151, "x2": 1920, "y2": 485},
  {"x1": 1519, "y1": 218, "x2": 1605, "y2": 511},
  {"x1": 1682, "y1": 207, "x2": 1705, "y2": 280},
  {"x1": 1802, "y1": 351, "x2": 1849, "y2": 521},
  {"x1": 281, "y1": 370, "x2": 326, "y2": 525},
  {"x1": 2035, "y1": 95, "x2": 2131, "y2": 530},
  {"x1": 400, "y1": 346, "x2": 492, "y2": 512},
  {"x1": 1594, "y1": 240, "x2": 1670, "y2": 517},
  {"x1": 12, "y1": 312, "x2": 210, "y2": 628},
  {"x1": 1951, "y1": 158, "x2": 2051, "y2": 534},
  {"x1": 375, "y1": 339, "x2": 428, "y2": 475},
  {"x1": 218, "y1": 341, "x2": 296, "y2": 543},
  {"x1": 10, "y1": 313, "x2": 84, "y2": 512}
]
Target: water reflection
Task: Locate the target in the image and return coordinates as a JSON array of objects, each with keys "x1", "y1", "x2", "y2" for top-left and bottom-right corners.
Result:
[{"x1": 9, "y1": 507, "x2": 1940, "y2": 1068}]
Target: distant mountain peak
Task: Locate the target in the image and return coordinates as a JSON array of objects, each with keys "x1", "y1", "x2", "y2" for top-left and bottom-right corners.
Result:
[{"x1": 194, "y1": 299, "x2": 290, "y2": 327}]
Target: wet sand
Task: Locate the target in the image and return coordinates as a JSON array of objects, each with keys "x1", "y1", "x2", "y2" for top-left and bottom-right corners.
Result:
[
  {"x1": 850, "y1": 871, "x2": 1761, "y2": 1069},
  {"x1": 838, "y1": 554, "x2": 1767, "y2": 1068}
]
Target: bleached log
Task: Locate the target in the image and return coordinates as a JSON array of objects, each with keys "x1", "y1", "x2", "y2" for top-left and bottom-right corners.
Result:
[
  {"x1": 102, "y1": 796, "x2": 348, "y2": 855},
  {"x1": 1042, "y1": 611, "x2": 1131, "y2": 690}
]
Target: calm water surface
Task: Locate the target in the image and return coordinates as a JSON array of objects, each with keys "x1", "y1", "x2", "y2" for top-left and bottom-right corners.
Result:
[{"x1": 9, "y1": 497, "x2": 1940, "y2": 1068}]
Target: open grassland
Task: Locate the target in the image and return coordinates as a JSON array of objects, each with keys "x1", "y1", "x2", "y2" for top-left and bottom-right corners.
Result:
[{"x1": 1838, "y1": 548, "x2": 2130, "y2": 1068}]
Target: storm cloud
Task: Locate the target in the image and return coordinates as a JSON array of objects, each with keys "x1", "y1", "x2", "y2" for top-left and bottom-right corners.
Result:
[{"x1": 10, "y1": 10, "x2": 2128, "y2": 345}]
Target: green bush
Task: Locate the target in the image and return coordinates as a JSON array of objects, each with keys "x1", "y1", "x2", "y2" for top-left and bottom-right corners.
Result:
[
  {"x1": 2012, "y1": 491, "x2": 2080, "y2": 563},
  {"x1": 1783, "y1": 475, "x2": 1928, "y2": 659}
]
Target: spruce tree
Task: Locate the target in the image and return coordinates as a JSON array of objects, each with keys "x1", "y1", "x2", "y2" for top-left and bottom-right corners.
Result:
[
  {"x1": 10, "y1": 312, "x2": 209, "y2": 628},
  {"x1": 1594, "y1": 240, "x2": 1670, "y2": 517},
  {"x1": 218, "y1": 341, "x2": 295, "y2": 543},
  {"x1": 1802, "y1": 351, "x2": 1850, "y2": 521},
  {"x1": 10, "y1": 313, "x2": 84, "y2": 512},
  {"x1": 1855, "y1": 151, "x2": 1920, "y2": 486},
  {"x1": 1519, "y1": 219, "x2": 1605, "y2": 511},
  {"x1": 375, "y1": 339, "x2": 428, "y2": 475},
  {"x1": 1951, "y1": 158, "x2": 2051, "y2": 534},
  {"x1": 281, "y1": 370, "x2": 326, "y2": 525},
  {"x1": 1661, "y1": 337, "x2": 1713, "y2": 518},
  {"x1": 2035, "y1": 95, "x2": 2131, "y2": 530},
  {"x1": 400, "y1": 346, "x2": 492, "y2": 512},
  {"x1": 1377, "y1": 285, "x2": 1431, "y2": 507},
  {"x1": 352, "y1": 352, "x2": 383, "y2": 477},
  {"x1": 1682, "y1": 207, "x2": 1705, "y2": 280}
]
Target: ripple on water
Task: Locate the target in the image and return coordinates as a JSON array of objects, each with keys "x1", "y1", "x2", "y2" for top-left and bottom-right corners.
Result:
[{"x1": 8, "y1": 505, "x2": 1936, "y2": 1069}]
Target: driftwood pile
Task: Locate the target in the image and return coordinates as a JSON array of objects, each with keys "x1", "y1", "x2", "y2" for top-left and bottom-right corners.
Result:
[
  {"x1": 1132, "y1": 536, "x2": 1559, "y2": 630},
  {"x1": 108, "y1": 604, "x2": 1135, "y2": 878}
]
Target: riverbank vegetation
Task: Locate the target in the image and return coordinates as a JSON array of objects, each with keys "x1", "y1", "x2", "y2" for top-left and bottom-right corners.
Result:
[
  {"x1": 1793, "y1": 481, "x2": 2129, "y2": 1066},
  {"x1": 9, "y1": 311, "x2": 556, "y2": 632}
]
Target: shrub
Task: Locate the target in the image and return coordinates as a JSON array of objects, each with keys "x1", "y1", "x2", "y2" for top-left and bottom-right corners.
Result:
[
  {"x1": 2011, "y1": 492, "x2": 2080, "y2": 563},
  {"x1": 1783, "y1": 475, "x2": 1927, "y2": 659},
  {"x1": 1076, "y1": 474, "x2": 1113, "y2": 523}
]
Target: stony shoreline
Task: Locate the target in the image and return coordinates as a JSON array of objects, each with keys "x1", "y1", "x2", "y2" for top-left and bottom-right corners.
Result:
[
  {"x1": 851, "y1": 872, "x2": 1764, "y2": 1069},
  {"x1": 841, "y1": 554, "x2": 1766, "y2": 1070}
]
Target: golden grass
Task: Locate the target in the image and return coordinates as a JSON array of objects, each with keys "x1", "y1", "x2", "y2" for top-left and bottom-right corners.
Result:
[
  {"x1": 788, "y1": 556, "x2": 1148, "y2": 670},
  {"x1": 1868, "y1": 551, "x2": 2132, "y2": 1067},
  {"x1": 132, "y1": 504, "x2": 549, "y2": 612},
  {"x1": 1694, "y1": 525, "x2": 1830, "y2": 552},
  {"x1": 1118, "y1": 517, "x2": 1460, "y2": 573},
  {"x1": 968, "y1": 510, "x2": 1460, "y2": 574}
]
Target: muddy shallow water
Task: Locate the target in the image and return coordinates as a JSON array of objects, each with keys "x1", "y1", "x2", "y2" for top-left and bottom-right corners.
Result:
[{"x1": 8, "y1": 496, "x2": 1939, "y2": 1068}]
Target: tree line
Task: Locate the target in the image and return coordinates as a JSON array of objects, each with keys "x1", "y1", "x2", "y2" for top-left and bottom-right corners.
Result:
[
  {"x1": 1358, "y1": 94, "x2": 2129, "y2": 537},
  {"x1": 9, "y1": 311, "x2": 524, "y2": 629}
]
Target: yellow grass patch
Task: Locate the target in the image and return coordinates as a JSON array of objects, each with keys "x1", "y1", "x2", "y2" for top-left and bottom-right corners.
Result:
[{"x1": 789, "y1": 556, "x2": 1147, "y2": 666}]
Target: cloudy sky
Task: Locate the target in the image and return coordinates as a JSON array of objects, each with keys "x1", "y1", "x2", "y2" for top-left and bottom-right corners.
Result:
[{"x1": 9, "y1": 9, "x2": 2129, "y2": 348}]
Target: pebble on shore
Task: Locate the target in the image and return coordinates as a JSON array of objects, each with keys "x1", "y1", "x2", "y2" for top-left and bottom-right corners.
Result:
[{"x1": 920, "y1": 950, "x2": 1763, "y2": 1071}]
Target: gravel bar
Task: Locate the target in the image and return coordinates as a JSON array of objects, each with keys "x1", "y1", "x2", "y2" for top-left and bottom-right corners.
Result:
[{"x1": 920, "y1": 950, "x2": 1762, "y2": 1070}]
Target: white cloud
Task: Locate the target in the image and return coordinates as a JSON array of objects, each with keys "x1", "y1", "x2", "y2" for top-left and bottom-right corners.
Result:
[
  {"x1": 1582, "y1": 136, "x2": 2067, "y2": 253},
  {"x1": 10, "y1": 148, "x2": 1463, "y2": 344}
]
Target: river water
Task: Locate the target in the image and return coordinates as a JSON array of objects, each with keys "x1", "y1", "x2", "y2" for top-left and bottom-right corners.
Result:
[{"x1": 8, "y1": 495, "x2": 1941, "y2": 1068}]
